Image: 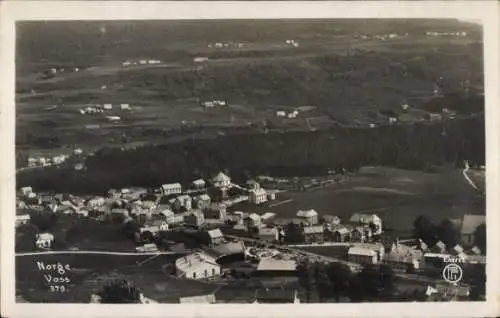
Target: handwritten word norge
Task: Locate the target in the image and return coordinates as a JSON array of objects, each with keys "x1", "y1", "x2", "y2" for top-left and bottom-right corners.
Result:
[
  {"x1": 35, "y1": 261, "x2": 72, "y2": 292},
  {"x1": 36, "y1": 261, "x2": 71, "y2": 275}
]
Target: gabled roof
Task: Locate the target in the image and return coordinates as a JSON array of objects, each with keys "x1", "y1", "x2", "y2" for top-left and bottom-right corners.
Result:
[
  {"x1": 303, "y1": 225, "x2": 324, "y2": 234},
  {"x1": 247, "y1": 213, "x2": 261, "y2": 221},
  {"x1": 334, "y1": 226, "x2": 350, "y2": 235},
  {"x1": 162, "y1": 182, "x2": 182, "y2": 190},
  {"x1": 212, "y1": 172, "x2": 230, "y2": 182},
  {"x1": 348, "y1": 247, "x2": 376, "y2": 257},
  {"x1": 461, "y1": 214, "x2": 485, "y2": 235},
  {"x1": 296, "y1": 209, "x2": 318, "y2": 218},
  {"x1": 208, "y1": 228, "x2": 223, "y2": 238}
]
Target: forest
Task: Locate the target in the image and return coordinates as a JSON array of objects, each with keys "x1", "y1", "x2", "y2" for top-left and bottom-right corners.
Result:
[{"x1": 17, "y1": 109, "x2": 484, "y2": 195}]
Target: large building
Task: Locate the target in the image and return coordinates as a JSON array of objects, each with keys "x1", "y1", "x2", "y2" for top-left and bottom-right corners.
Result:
[
  {"x1": 185, "y1": 210, "x2": 205, "y2": 227},
  {"x1": 175, "y1": 252, "x2": 221, "y2": 280},
  {"x1": 161, "y1": 183, "x2": 182, "y2": 195},
  {"x1": 249, "y1": 188, "x2": 268, "y2": 205},
  {"x1": 347, "y1": 247, "x2": 378, "y2": 264}
]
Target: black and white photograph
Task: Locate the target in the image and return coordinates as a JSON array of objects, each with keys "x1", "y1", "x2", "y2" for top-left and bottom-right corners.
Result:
[{"x1": 1, "y1": 1, "x2": 499, "y2": 317}]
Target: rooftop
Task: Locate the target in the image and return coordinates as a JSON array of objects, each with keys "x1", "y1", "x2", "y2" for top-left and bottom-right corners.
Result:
[
  {"x1": 212, "y1": 172, "x2": 231, "y2": 183},
  {"x1": 461, "y1": 214, "x2": 485, "y2": 235},
  {"x1": 296, "y1": 209, "x2": 318, "y2": 218},
  {"x1": 347, "y1": 247, "x2": 377, "y2": 257},
  {"x1": 207, "y1": 228, "x2": 223, "y2": 238},
  {"x1": 162, "y1": 183, "x2": 182, "y2": 190},
  {"x1": 257, "y1": 259, "x2": 297, "y2": 272},
  {"x1": 303, "y1": 225, "x2": 324, "y2": 234}
]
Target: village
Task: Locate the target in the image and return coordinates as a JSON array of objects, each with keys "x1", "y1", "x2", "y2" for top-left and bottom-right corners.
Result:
[{"x1": 15, "y1": 169, "x2": 486, "y2": 303}]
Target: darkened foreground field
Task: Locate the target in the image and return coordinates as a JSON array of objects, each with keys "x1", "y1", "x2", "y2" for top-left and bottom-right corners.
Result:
[{"x1": 15, "y1": 253, "x2": 199, "y2": 303}]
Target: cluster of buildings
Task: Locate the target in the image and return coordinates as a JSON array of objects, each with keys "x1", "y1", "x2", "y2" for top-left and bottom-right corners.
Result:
[
  {"x1": 425, "y1": 31, "x2": 468, "y2": 37},
  {"x1": 200, "y1": 100, "x2": 228, "y2": 108},
  {"x1": 15, "y1": 171, "x2": 278, "y2": 251},
  {"x1": 24, "y1": 148, "x2": 83, "y2": 169},
  {"x1": 121, "y1": 59, "x2": 162, "y2": 67},
  {"x1": 276, "y1": 109, "x2": 299, "y2": 119},
  {"x1": 79, "y1": 103, "x2": 132, "y2": 115},
  {"x1": 284, "y1": 39, "x2": 299, "y2": 47},
  {"x1": 358, "y1": 33, "x2": 408, "y2": 41},
  {"x1": 207, "y1": 42, "x2": 244, "y2": 49}
]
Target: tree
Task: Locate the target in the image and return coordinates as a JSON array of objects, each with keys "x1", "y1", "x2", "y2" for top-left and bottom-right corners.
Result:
[
  {"x1": 15, "y1": 224, "x2": 39, "y2": 252},
  {"x1": 140, "y1": 230, "x2": 154, "y2": 243},
  {"x1": 357, "y1": 264, "x2": 395, "y2": 300},
  {"x1": 473, "y1": 223, "x2": 486, "y2": 253},
  {"x1": 437, "y1": 219, "x2": 460, "y2": 248},
  {"x1": 413, "y1": 215, "x2": 437, "y2": 245},
  {"x1": 326, "y1": 262, "x2": 353, "y2": 301},
  {"x1": 314, "y1": 262, "x2": 333, "y2": 302},
  {"x1": 98, "y1": 279, "x2": 141, "y2": 303},
  {"x1": 123, "y1": 220, "x2": 140, "y2": 239},
  {"x1": 297, "y1": 258, "x2": 316, "y2": 303}
]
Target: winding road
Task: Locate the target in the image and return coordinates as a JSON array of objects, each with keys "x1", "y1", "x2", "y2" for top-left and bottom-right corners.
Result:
[{"x1": 462, "y1": 160, "x2": 480, "y2": 192}]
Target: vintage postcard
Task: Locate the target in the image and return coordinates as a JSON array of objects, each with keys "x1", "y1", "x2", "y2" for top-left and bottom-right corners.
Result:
[{"x1": 1, "y1": 1, "x2": 499, "y2": 318}]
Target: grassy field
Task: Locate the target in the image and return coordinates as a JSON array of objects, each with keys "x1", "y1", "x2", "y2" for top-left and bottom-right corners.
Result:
[
  {"x1": 15, "y1": 253, "x2": 190, "y2": 303},
  {"x1": 16, "y1": 19, "x2": 483, "y2": 152},
  {"x1": 231, "y1": 166, "x2": 485, "y2": 231}
]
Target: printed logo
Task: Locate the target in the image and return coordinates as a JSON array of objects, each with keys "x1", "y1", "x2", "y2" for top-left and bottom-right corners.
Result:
[{"x1": 442, "y1": 263, "x2": 463, "y2": 284}]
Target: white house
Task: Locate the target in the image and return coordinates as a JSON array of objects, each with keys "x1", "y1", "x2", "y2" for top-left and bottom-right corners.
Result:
[
  {"x1": 20, "y1": 186, "x2": 33, "y2": 196},
  {"x1": 276, "y1": 111, "x2": 286, "y2": 117},
  {"x1": 349, "y1": 213, "x2": 383, "y2": 235},
  {"x1": 103, "y1": 104, "x2": 113, "y2": 110},
  {"x1": 249, "y1": 188, "x2": 268, "y2": 205},
  {"x1": 161, "y1": 183, "x2": 182, "y2": 195},
  {"x1": 192, "y1": 179, "x2": 206, "y2": 189},
  {"x1": 36, "y1": 233, "x2": 54, "y2": 249},
  {"x1": 16, "y1": 214, "x2": 31, "y2": 227},
  {"x1": 212, "y1": 172, "x2": 231, "y2": 188},
  {"x1": 120, "y1": 103, "x2": 131, "y2": 110},
  {"x1": 296, "y1": 209, "x2": 319, "y2": 225},
  {"x1": 174, "y1": 195, "x2": 192, "y2": 211},
  {"x1": 244, "y1": 213, "x2": 261, "y2": 229},
  {"x1": 175, "y1": 252, "x2": 221, "y2": 280}
]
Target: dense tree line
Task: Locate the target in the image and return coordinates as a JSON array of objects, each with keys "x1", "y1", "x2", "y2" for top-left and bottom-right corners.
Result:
[{"x1": 17, "y1": 112, "x2": 484, "y2": 195}]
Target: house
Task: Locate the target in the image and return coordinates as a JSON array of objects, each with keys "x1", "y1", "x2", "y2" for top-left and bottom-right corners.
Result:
[
  {"x1": 244, "y1": 213, "x2": 261, "y2": 229},
  {"x1": 383, "y1": 242, "x2": 422, "y2": 273},
  {"x1": 276, "y1": 111, "x2": 286, "y2": 117},
  {"x1": 36, "y1": 233, "x2": 54, "y2": 249},
  {"x1": 258, "y1": 227, "x2": 279, "y2": 243},
  {"x1": 207, "y1": 228, "x2": 225, "y2": 246},
  {"x1": 249, "y1": 188, "x2": 267, "y2": 205},
  {"x1": 204, "y1": 202, "x2": 226, "y2": 220},
  {"x1": 247, "y1": 180, "x2": 261, "y2": 190},
  {"x1": 16, "y1": 214, "x2": 31, "y2": 227},
  {"x1": 256, "y1": 259, "x2": 297, "y2": 276},
  {"x1": 322, "y1": 215, "x2": 341, "y2": 226},
  {"x1": 212, "y1": 172, "x2": 231, "y2": 188},
  {"x1": 254, "y1": 289, "x2": 300, "y2": 304},
  {"x1": 175, "y1": 252, "x2": 221, "y2": 280},
  {"x1": 136, "y1": 243, "x2": 159, "y2": 253},
  {"x1": 461, "y1": 214, "x2": 485, "y2": 246},
  {"x1": 296, "y1": 209, "x2": 318, "y2": 225},
  {"x1": 103, "y1": 104, "x2": 113, "y2": 110},
  {"x1": 20, "y1": 186, "x2": 33, "y2": 197},
  {"x1": 260, "y1": 212, "x2": 276, "y2": 225},
  {"x1": 194, "y1": 194, "x2": 211, "y2": 210},
  {"x1": 331, "y1": 226, "x2": 350, "y2": 242},
  {"x1": 158, "y1": 209, "x2": 175, "y2": 224},
  {"x1": 120, "y1": 103, "x2": 131, "y2": 110},
  {"x1": 347, "y1": 247, "x2": 378, "y2": 264},
  {"x1": 451, "y1": 244, "x2": 464, "y2": 255},
  {"x1": 302, "y1": 226, "x2": 324, "y2": 243},
  {"x1": 185, "y1": 210, "x2": 205, "y2": 227},
  {"x1": 140, "y1": 220, "x2": 169, "y2": 235},
  {"x1": 192, "y1": 179, "x2": 206, "y2": 189},
  {"x1": 350, "y1": 226, "x2": 366, "y2": 242},
  {"x1": 432, "y1": 240, "x2": 447, "y2": 253},
  {"x1": 349, "y1": 213, "x2": 382, "y2": 235},
  {"x1": 161, "y1": 183, "x2": 182, "y2": 195},
  {"x1": 267, "y1": 192, "x2": 277, "y2": 201},
  {"x1": 174, "y1": 195, "x2": 192, "y2": 211}
]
